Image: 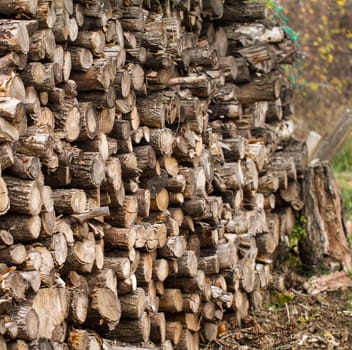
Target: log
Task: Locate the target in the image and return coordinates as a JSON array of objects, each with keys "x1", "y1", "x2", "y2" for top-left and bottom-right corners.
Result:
[
  {"x1": 50, "y1": 99, "x2": 81, "y2": 142},
  {"x1": 78, "y1": 86, "x2": 116, "y2": 109},
  {"x1": 0, "y1": 20, "x2": 30, "y2": 54},
  {"x1": 4, "y1": 176, "x2": 42, "y2": 215},
  {"x1": 65, "y1": 232, "x2": 96, "y2": 273},
  {"x1": 104, "y1": 312, "x2": 150, "y2": 343},
  {"x1": 35, "y1": 0, "x2": 56, "y2": 29},
  {"x1": 103, "y1": 226, "x2": 136, "y2": 250},
  {"x1": 0, "y1": 214, "x2": 41, "y2": 242},
  {"x1": 149, "y1": 312, "x2": 166, "y2": 344},
  {"x1": 69, "y1": 46, "x2": 93, "y2": 72},
  {"x1": 31, "y1": 287, "x2": 69, "y2": 338},
  {"x1": 71, "y1": 58, "x2": 112, "y2": 92},
  {"x1": 107, "y1": 195, "x2": 138, "y2": 228},
  {"x1": 175, "y1": 329, "x2": 194, "y2": 350},
  {"x1": 162, "y1": 322, "x2": 181, "y2": 347},
  {"x1": 51, "y1": 189, "x2": 87, "y2": 214},
  {"x1": 118, "y1": 274, "x2": 137, "y2": 296},
  {"x1": 0, "y1": 244, "x2": 26, "y2": 265},
  {"x1": 135, "y1": 253, "x2": 153, "y2": 284},
  {"x1": 159, "y1": 289, "x2": 183, "y2": 313},
  {"x1": 77, "y1": 102, "x2": 99, "y2": 141},
  {"x1": 10, "y1": 305, "x2": 39, "y2": 341},
  {"x1": 68, "y1": 329, "x2": 89, "y2": 350},
  {"x1": 0, "y1": 72, "x2": 25, "y2": 100},
  {"x1": 70, "y1": 152, "x2": 105, "y2": 189},
  {"x1": 68, "y1": 286, "x2": 89, "y2": 325},
  {"x1": 222, "y1": 1, "x2": 267, "y2": 22},
  {"x1": 119, "y1": 288, "x2": 145, "y2": 319},
  {"x1": 164, "y1": 270, "x2": 205, "y2": 293},
  {"x1": 0, "y1": 142, "x2": 15, "y2": 170},
  {"x1": 158, "y1": 236, "x2": 187, "y2": 259},
  {"x1": 73, "y1": 30, "x2": 105, "y2": 56},
  {"x1": 86, "y1": 287, "x2": 121, "y2": 330},
  {"x1": 0, "y1": 176, "x2": 10, "y2": 215},
  {"x1": 103, "y1": 254, "x2": 130, "y2": 280},
  {"x1": 0, "y1": 97, "x2": 25, "y2": 124},
  {"x1": 237, "y1": 73, "x2": 281, "y2": 106}
]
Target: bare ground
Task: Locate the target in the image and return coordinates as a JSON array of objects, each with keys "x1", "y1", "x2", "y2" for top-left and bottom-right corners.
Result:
[{"x1": 202, "y1": 283, "x2": 352, "y2": 350}]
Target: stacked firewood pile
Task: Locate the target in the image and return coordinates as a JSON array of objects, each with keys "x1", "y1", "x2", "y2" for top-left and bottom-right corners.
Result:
[{"x1": 0, "y1": 0, "x2": 307, "y2": 349}]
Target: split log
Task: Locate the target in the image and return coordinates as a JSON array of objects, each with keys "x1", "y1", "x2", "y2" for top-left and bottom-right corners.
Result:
[
  {"x1": 165, "y1": 321, "x2": 182, "y2": 346},
  {"x1": 32, "y1": 287, "x2": 69, "y2": 338}
]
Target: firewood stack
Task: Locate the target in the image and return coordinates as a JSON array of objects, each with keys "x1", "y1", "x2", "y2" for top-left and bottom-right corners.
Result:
[{"x1": 0, "y1": 0, "x2": 306, "y2": 349}]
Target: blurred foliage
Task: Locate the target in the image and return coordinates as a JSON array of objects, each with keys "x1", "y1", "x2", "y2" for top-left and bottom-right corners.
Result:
[
  {"x1": 331, "y1": 134, "x2": 352, "y2": 173},
  {"x1": 278, "y1": 0, "x2": 352, "y2": 137}
]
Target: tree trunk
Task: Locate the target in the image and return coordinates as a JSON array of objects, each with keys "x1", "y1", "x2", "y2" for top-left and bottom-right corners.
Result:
[{"x1": 301, "y1": 161, "x2": 352, "y2": 270}]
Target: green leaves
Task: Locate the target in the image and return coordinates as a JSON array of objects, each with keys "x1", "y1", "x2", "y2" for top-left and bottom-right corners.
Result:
[{"x1": 290, "y1": 213, "x2": 307, "y2": 252}]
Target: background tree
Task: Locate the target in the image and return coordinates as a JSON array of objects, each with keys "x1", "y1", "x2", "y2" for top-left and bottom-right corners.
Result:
[{"x1": 277, "y1": 0, "x2": 352, "y2": 137}]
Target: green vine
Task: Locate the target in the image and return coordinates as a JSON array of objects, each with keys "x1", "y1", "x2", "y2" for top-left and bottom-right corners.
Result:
[{"x1": 261, "y1": 0, "x2": 300, "y2": 42}]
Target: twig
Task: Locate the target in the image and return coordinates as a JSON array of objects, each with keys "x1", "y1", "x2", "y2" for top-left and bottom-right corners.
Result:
[{"x1": 285, "y1": 302, "x2": 291, "y2": 323}]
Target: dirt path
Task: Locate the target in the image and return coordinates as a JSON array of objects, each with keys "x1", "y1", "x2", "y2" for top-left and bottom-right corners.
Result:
[{"x1": 202, "y1": 283, "x2": 352, "y2": 349}]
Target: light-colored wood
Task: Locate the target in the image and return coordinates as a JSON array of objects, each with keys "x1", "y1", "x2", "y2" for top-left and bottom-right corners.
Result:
[
  {"x1": 86, "y1": 287, "x2": 121, "y2": 330},
  {"x1": 104, "y1": 312, "x2": 150, "y2": 343},
  {"x1": 0, "y1": 20, "x2": 30, "y2": 54},
  {"x1": 159, "y1": 289, "x2": 183, "y2": 312},
  {"x1": 32, "y1": 287, "x2": 69, "y2": 338},
  {"x1": 119, "y1": 288, "x2": 145, "y2": 319}
]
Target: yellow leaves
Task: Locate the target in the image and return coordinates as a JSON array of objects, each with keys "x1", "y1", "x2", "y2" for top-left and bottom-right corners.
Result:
[
  {"x1": 307, "y1": 82, "x2": 319, "y2": 92},
  {"x1": 279, "y1": 0, "x2": 351, "y2": 123},
  {"x1": 336, "y1": 0, "x2": 346, "y2": 6},
  {"x1": 324, "y1": 330, "x2": 333, "y2": 338},
  {"x1": 317, "y1": 42, "x2": 335, "y2": 63},
  {"x1": 313, "y1": 37, "x2": 323, "y2": 47},
  {"x1": 319, "y1": 73, "x2": 327, "y2": 81}
]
